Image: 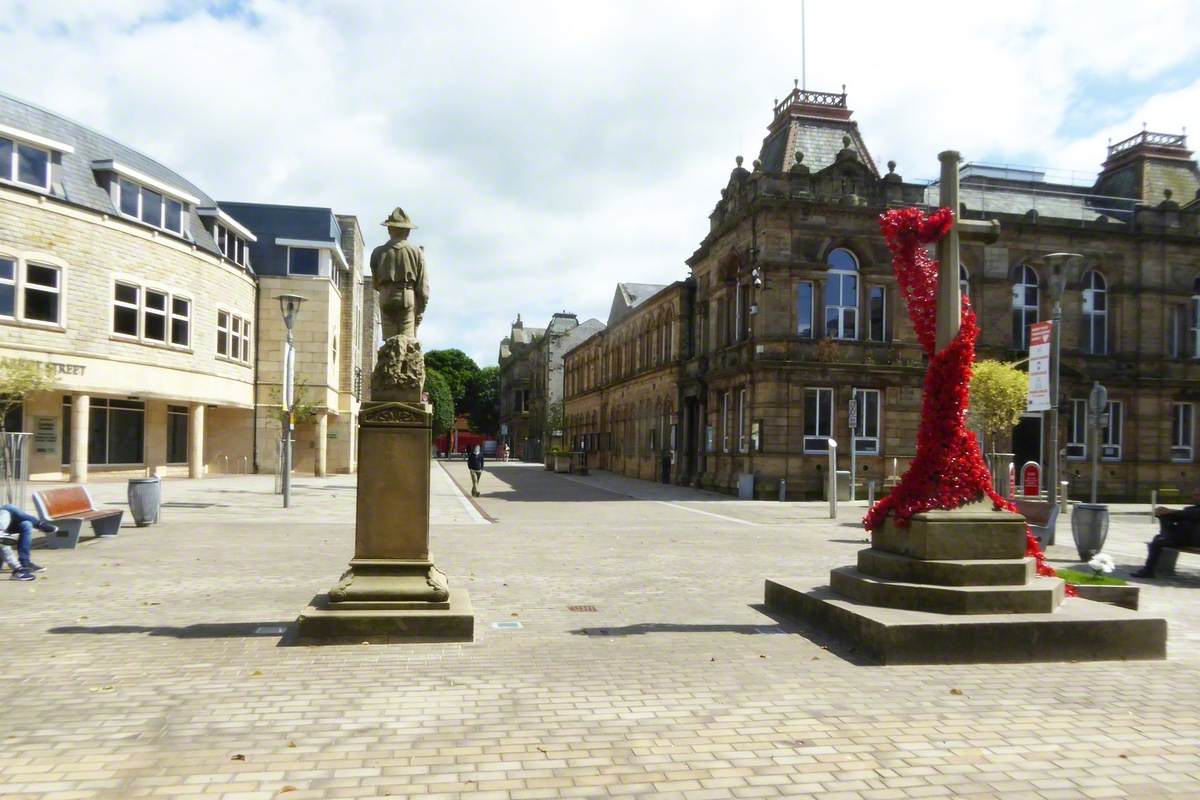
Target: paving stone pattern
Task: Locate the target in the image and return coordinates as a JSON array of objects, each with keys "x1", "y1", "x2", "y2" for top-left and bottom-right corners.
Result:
[{"x1": 3, "y1": 464, "x2": 1200, "y2": 799}]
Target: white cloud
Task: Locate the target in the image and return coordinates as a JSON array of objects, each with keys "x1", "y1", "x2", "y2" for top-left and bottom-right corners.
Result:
[{"x1": 0, "y1": 0, "x2": 1196, "y2": 364}]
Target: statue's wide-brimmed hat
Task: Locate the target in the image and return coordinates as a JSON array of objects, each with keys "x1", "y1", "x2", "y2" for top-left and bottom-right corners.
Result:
[{"x1": 381, "y1": 207, "x2": 417, "y2": 229}]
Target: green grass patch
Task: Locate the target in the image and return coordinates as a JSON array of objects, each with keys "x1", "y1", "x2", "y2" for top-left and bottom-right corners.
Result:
[{"x1": 1055, "y1": 568, "x2": 1128, "y2": 586}]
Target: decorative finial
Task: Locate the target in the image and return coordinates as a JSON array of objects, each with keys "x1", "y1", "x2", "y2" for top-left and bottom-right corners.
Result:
[
  {"x1": 752, "y1": 158, "x2": 762, "y2": 171},
  {"x1": 887, "y1": 160, "x2": 896, "y2": 174},
  {"x1": 794, "y1": 78, "x2": 799, "y2": 88},
  {"x1": 842, "y1": 135, "x2": 852, "y2": 148},
  {"x1": 842, "y1": 83, "x2": 846, "y2": 95},
  {"x1": 735, "y1": 155, "x2": 744, "y2": 167},
  {"x1": 795, "y1": 150, "x2": 805, "y2": 165},
  {"x1": 1165, "y1": 188, "x2": 1173, "y2": 200}
]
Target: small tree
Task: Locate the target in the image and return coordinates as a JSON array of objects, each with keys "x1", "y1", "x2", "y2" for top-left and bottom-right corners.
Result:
[
  {"x1": 425, "y1": 368, "x2": 455, "y2": 439},
  {"x1": 969, "y1": 360, "x2": 1028, "y2": 453},
  {"x1": 0, "y1": 358, "x2": 56, "y2": 431},
  {"x1": 463, "y1": 366, "x2": 500, "y2": 435}
]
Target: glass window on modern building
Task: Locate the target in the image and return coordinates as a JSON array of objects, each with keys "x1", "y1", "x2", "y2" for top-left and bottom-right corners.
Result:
[
  {"x1": 867, "y1": 286, "x2": 886, "y2": 342},
  {"x1": 113, "y1": 177, "x2": 186, "y2": 236},
  {"x1": 803, "y1": 387, "x2": 832, "y2": 453},
  {"x1": 1172, "y1": 402, "x2": 1194, "y2": 462},
  {"x1": 852, "y1": 388, "x2": 881, "y2": 454},
  {"x1": 1081, "y1": 270, "x2": 1108, "y2": 355},
  {"x1": 166, "y1": 405, "x2": 189, "y2": 464},
  {"x1": 824, "y1": 248, "x2": 858, "y2": 340},
  {"x1": 0, "y1": 136, "x2": 51, "y2": 190},
  {"x1": 1011, "y1": 264, "x2": 1039, "y2": 350},
  {"x1": 287, "y1": 246, "x2": 320, "y2": 276},
  {"x1": 61, "y1": 397, "x2": 145, "y2": 466}
]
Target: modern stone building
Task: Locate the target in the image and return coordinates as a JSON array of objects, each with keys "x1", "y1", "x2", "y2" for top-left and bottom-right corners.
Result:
[
  {"x1": 0, "y1": 92, "x2": 370, "y2": 480},
  {"x1": 564, "y1": 87, "x2": 1200, "y2": 501},
  {"x1": 498, "y1": 312, "x2": 603, "y2": 460}
]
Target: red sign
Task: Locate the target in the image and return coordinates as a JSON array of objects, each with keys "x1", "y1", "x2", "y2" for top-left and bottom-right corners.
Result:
[{"x1": 1021, "y1": 462, "x2": 1040, "y2": 496}]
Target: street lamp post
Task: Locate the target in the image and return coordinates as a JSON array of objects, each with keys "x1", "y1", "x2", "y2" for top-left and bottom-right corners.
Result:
[
  {"x1": 278, "y1": 294, "x2": 306, "y2": 509},
  {"x1": 1042, "y1": 253, "x2": 1080, "y2": 510},
  {"x1": 1088, "y1": 381, "x2": 1108, "y2": 504}
]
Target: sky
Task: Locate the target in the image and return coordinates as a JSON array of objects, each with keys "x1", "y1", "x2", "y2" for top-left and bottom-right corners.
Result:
[{"x1": 1, "y1": 0, "x2": 1198, "y2": 365}]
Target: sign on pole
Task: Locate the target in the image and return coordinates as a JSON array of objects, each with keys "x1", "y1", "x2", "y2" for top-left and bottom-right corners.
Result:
[{"x1": 1026, "y1": 321, "x2": 1053, "y2": 411}]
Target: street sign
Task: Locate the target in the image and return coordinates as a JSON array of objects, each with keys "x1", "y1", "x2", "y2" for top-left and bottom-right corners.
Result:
[
  {"x1": 1027, "y1": 321, "x2": 1053, "y2": 411},
  {"x1": 1021, "y1": 461, "x2": 1040, "y2": 496},
  {"x1": 848, "y1": 396, "x2": 857, "y2": 430}
]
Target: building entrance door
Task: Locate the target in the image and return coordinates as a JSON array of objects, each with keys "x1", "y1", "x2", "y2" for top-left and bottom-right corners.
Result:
[
  {"x1": 1012, "y1": 415, "x2": 1042, "y2": 477},
  {"x1": 684, "y1": 397, "x2": 699, "y2": 482}
]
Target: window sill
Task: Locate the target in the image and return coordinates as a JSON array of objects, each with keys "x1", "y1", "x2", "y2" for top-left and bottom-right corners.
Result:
[
  {"x1": 109, "y1": 333, "x2": 192, "y2": 353},
  {"x1": 0, "y1": 316, "x2": 66, "y2": 332},
  {"x1": 114, "y1": 210, "x2": 190, "y2": 242},
  {"x1": 0, "y1": 175, "x2": 52, "y2": 194},
  {"x1": 215, "y1": 355, "x2": 252, "y2": 367}
]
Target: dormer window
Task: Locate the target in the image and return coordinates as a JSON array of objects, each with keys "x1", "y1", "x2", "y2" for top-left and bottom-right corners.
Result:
[
  {"x1": 0, "y1": 123, "x2": 73, "y2": 192},
  {"x1": 197, "y1": 207, "x2": 257, "y2": 267},
  {"x1": 93, "y1": 160, "x2": 198, "y2": 237}
]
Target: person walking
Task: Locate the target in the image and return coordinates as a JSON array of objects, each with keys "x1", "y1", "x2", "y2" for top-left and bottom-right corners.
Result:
[{"x1": 467, "y1": 445, "x2": 485, "y2": 497}]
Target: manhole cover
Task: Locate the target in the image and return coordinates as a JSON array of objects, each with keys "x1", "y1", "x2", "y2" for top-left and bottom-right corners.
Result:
[
  {"x1": 492, "y1": 621, "x2": 523, "y2": 630},
  {"x1": 568, "y1": 605, "x2": 597, "y2": 612}
]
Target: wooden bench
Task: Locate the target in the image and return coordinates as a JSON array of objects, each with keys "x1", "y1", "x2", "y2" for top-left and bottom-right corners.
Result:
[
  {"x1": 31, "y1": 486, "x2": 124, "y2": 549},
  {"x1": 1159, "y1": 546, "x2": 1200, "y2": 576},
  {"x1": 1012, "y1": 498, "x2": 1060, "y2": 549}
]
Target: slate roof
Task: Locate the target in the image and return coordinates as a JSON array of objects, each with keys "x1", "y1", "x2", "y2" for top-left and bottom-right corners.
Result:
[
  {"x1": 0, "y1": 91, "x2": 245, "y2": 268},
  {"x1": 761, "y1": 116, "x2": 879, "y2": 177},
  {"x1": 557, "y1": 318, "x2": 605, "y2": 354},
  {"x1": 607, "y1": 282, "x2": 667, "y2": 327}
]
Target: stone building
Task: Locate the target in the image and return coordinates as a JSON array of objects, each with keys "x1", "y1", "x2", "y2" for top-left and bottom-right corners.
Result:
[
  {"x1": 498, "y1": 312, "x2": 604, "y2": 460},
  {"x1": 219, "y1": 203, "x2": 367, "y2": 476},
  {"x1": 564, "y1": 86, "x2": 1200, "y2": 501},
  {"x1": 0, "y1": 91, "x2": 368, "y2": 480}
]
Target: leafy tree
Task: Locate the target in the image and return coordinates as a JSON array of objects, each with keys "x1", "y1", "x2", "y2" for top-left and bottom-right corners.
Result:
[
  {"x1": 423, "y1": 349, "x2": 479, "y2": 406},
  {"x1": 463, "y1": 366, "x2": 500, "y2": 435},
  {"x1": 425, "y1": 367, "x2": 455, "y2": 438},
  {"x1": 969, "y1": 360, "x2": 1028, "y2": 453},
  {"x1": 0, "y1": 358, "x2": 56, "y2": 431}
]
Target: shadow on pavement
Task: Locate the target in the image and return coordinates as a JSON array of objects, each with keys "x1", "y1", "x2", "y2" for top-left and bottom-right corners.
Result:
[
  {"x1": 570, "y1": 621, "x2": 790, "y2": 636},
  {"x1": 48, "y1": 622, "x2": 294, "y2": 639}
]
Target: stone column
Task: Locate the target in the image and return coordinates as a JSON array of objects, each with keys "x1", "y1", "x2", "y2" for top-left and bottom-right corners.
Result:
[
  {"x1": 315, "y1": 412, "x2": 328, "y2": 477},
  {"x1": 188, "y1": 403, "x2": 205, "y2": 479},
  {"x1": 69, "y1": 394, "x2": 89, "y2": 483}
]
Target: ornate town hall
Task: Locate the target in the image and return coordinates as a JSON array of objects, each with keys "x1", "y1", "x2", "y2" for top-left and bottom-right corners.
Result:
[{"x1": 562, "y1": 86, "x2": 1200, "y2": 501}]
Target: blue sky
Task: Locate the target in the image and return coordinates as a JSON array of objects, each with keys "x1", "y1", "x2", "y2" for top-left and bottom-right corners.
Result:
[{"x1": 1, "y1": 0, "x2": 1197, "y2": 365}]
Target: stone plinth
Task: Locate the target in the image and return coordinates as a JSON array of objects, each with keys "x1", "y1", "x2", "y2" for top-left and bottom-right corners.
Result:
[
  {"x1": 766, "y1": 509, "x2": 1166, "y2": 664},
  {"x1": 297, "y1": 400, "x2": 473, "y2": 643}
]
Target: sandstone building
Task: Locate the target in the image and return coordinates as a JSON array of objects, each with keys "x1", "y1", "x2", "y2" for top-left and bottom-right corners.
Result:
[
  {"x1": 0, "y1": 92, "x2": 371, "y2": 480},
  {"x1": 564, "y1": 87, "x2": 1200, "y2": 501}
]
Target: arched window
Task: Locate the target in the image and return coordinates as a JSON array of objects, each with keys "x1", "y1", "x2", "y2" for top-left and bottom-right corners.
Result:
[
  {"x1": 960, "y1": 264, "x2": 970, "y2": 298},
  {"x1": 1081, "y1": 270, "x2": 1107, "y2": 355},
  {"x1": 825, "y1": 247, "x2": 858, "y2": 339},
  {"x1": 1011, "y1": 264, "x2": 1039, "y2": 349}
]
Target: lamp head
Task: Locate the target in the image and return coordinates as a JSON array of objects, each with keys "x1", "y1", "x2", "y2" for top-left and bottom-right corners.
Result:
[{"x1": 277, "y1": 293, "x2": 306, "y2": 330}]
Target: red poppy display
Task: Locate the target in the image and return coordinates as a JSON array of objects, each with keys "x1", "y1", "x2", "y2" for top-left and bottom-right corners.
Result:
[{"x1": 866, "y1": 207, "x2": 1065, "y2": 588}]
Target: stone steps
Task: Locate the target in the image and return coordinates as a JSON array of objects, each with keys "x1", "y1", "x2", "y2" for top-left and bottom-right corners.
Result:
[
  {"x1": 856, "y1": 547, "x2": 1033, "y2": 586},
  {"x1": 830, "y1": 566, "x2": 1064, "y2": 614}
]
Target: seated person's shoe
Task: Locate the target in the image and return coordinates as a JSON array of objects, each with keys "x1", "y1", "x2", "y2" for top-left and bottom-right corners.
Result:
[
  {"x1": 1131, "y1": 569, "x2": 1154, "y2": 578},
  {"x1": 10, "y1": 570, "x2": 34, "y2": 581},
  {"x1": 37, "y1": 523, "x2": 58, "y2": 535}
]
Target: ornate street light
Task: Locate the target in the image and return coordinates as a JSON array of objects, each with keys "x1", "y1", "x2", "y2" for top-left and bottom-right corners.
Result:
[
  {"x1": 277, "y1": 293, "x2": 305, "y2": 508},
  {"x1": 1041, "y1": 252, "x2": 1081, "y2": 511}
]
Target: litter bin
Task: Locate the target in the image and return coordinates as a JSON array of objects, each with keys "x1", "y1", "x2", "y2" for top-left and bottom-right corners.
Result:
[
  {"x1": 1071, "y1": 503, "x2": 1109, "y2": 560},
  {"x1": 127, "y1": 476, "x2": 161, "y2": 527},
  {"x1": 823, "y1": 470, "x2": 851, "y2": 502}
]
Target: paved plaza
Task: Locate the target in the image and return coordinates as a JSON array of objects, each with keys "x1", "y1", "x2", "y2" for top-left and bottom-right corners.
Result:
[{"x1": 3, "y1": 463, "x2": 1200, "y2": 800}]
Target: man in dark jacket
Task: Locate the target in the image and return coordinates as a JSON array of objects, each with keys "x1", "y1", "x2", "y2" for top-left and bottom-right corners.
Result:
[
  {"x1": 466, "y1": 445, "x2": 485, "y2": 497},
  {"x1": 1132, "y1": 487, "x2": 1200, "y2": 577}
]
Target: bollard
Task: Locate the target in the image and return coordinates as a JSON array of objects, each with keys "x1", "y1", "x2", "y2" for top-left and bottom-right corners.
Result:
[
  {"x1": 1151, "y1": 490, "x2": 1157, "y2": 524},
  {"x1": 827, "y1": 439, "x2": 839, "y2": 519},
  {"x1": 1059, "y1": 480, "x2": 1069, "y2": 514},
  {"x1": 778, "y1": 478, "x2": 786, "y2": 502},
  {"x1": 867, "y1": 480, "x2": 876, "y2": 506}
]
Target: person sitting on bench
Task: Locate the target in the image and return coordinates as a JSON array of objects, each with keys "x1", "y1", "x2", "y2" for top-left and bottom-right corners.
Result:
[
  {"x1": 1132, "y1": 487, "x2": 1200, "y2": 578},
  {"x1": 1, "y1": 504, "x2": 58, "y2": 581}
]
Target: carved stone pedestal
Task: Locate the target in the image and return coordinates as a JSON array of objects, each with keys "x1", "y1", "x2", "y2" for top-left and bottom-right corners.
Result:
[{"x1": 297, "y1": 399, "x2": 474, "y2": 643}]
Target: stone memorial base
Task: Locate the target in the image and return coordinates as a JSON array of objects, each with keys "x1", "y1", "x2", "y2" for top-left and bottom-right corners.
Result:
[
  {"x1": 766, "y1": 509, "x2": 1166, "y2": 664},
  {"x1": 296, "y1": 397, "x2": 474, "y2": 644}
]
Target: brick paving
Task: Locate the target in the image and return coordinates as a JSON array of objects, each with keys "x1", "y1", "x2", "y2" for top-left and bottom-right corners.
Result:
[{"x1": 2, "y1": 463, "x2": 1200, "y2": 799}]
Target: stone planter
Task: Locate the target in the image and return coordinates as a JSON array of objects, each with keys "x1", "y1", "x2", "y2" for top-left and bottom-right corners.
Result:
[
  {"x1": 552, "y1": 453, "x2": 571, "y2": 473},
  {"x1": 1071, "y1": 583, "x2": 1139, "y2": 610},
  {"x1": 1071, "y1": 503, "x2": 1109, "y2": 560},
  {"x1": 544, "y1": 455, "x2": 554, "y2": 470}
]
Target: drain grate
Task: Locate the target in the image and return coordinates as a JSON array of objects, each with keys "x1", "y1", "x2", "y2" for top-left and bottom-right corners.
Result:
[{"x1": 568, "y1": 605, "x2": 597, "y2": 612}]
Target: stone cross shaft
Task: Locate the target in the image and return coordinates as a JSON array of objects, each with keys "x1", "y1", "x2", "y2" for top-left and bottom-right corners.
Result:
[{"x1": 934, "y1": 151, "x2": 1000, "y2": 352}]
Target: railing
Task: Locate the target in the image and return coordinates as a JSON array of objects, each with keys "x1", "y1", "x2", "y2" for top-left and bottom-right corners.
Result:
[
  {"x1": 773, "y1": 87, "x2": 847, "y2": 118},
  {"x1": 1107, "y1": 131, "x2": 1187, "y2": 159}
]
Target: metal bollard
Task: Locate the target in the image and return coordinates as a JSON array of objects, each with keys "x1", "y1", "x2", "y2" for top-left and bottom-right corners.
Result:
[
  {"x1": 779, "y1": 478, "x2": 786, "y2": 502},
  {"x1": 867, "y1": 480, "x2": 876, "y2": 506},
  {"x1": 1060, "y1": 480, "x2": 1069, "y2": 514},
  {"x1": 1151, "y1": 490, "x2": 1157, "y2": 524},
  {"x1": 828, "y1": 438, "x2": 838, "y2": 519}
]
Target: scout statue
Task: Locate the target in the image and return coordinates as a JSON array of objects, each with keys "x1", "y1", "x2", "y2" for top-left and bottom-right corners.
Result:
[{"x1": 371, "y1": 207, "x2": 430, "y2": 339}]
